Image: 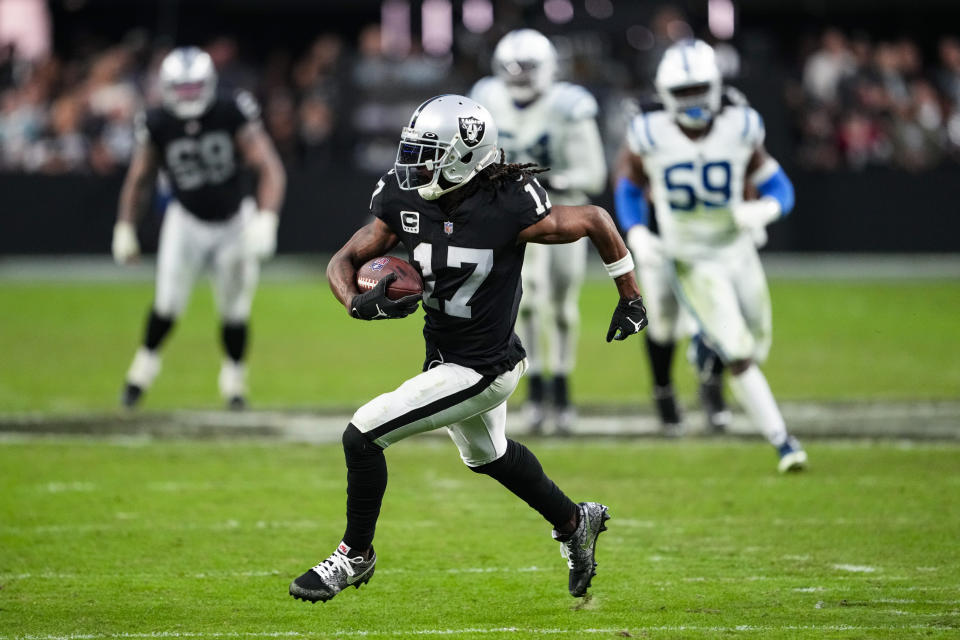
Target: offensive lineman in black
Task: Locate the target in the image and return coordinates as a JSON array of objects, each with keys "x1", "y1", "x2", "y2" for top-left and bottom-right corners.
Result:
[
  {"x1": 289, "y1": 95, "x2": 647, "y2": 602},
  {"x1": 112, "y1": 47, "x2": 285, "y2": 409}
]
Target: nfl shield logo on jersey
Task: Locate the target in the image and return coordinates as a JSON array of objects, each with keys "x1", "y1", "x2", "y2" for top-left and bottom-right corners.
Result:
[
  {"x1": 444, "y1": 221, "x2": 454, "y2": 235},
  {"x1": 458, "y1": 116, "x2": 484, "y2": 147}
]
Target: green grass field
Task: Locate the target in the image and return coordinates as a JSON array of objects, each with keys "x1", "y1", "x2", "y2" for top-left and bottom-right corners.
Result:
[
  {"x1": 1, "y1": 278, "x2": 958, "y2": 412},
  {"x1": 2, "y1": 438, "x2": 958, "y2": 639}
]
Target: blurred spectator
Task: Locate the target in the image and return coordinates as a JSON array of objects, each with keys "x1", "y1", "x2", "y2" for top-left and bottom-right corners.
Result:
[
  {"x1": 3, "y1": 21, "x2": 958, "y2": 176},
  {"x1": 803, "y1": 28, "x2": 855, "y2": 105},
  {"x1": 795, "y1": 28, "x2": 960, "y2": 171},
  {"x1": 937, "y1": 37, "x2": 960, "y2": 107}
]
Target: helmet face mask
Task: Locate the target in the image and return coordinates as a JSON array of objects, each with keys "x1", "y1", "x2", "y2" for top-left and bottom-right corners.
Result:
[
  {"x1": 394, "y1": 95, "x2": 499, "y2": 200},
  {"x1": 492, "y1": 29, "x2": 557, "y2": 105},
  {"x1": 395, "y1": 133, "x2": 455, "y2": 191},
  {"x1": 666, "y1": 82, "x2": 717, "y2": 128},
  {"x1": 159, "y1": 47, "x2": 218, "y2": 119},
  {"x1": 655, "y1": 40, "x2": 722, "y2": 130}
]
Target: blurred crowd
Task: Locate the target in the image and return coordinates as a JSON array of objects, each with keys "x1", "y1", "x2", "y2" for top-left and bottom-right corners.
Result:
[
  {"x1": 0, "y1": 22, "x2": 642, "y2": 176},
  {"x1": 5, "y1": 17, "x2": 960, "y2": 177},
  {"x1": 792, "y1": 29, "x2": 960, "y2": 171},
  {"x1": 0, "y1": 34, "x2": 352, "y2": 175}
]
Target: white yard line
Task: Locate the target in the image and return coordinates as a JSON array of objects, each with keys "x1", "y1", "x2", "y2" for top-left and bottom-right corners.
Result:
[
  {"x1": 0, "y1": 567, "x2": 551, "y2": 581},
  {"x1": 833, "y1": 564, "x2": 878, "y2": 573},
  {"x1": 0, "y1": 515, "x2": 927, "y2": 537},
  {"x1": 3, "y1": 624, "x2": 960, "y2": 639}
]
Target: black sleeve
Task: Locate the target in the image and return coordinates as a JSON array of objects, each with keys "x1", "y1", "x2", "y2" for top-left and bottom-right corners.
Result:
[
  {"x1": 139, "y1": 109, "x2": 163, "y2": 149},
  {"x1": 369, "y1": 171, "x2": 399, "y2": 230},
  {"x1": 507, "y1": 175, "x2": 552, "y2": 232}
]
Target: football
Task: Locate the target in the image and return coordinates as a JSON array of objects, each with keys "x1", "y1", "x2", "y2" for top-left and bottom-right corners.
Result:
[{"x1": 356, "y1": 256, "x2": 424, "y2": 300}]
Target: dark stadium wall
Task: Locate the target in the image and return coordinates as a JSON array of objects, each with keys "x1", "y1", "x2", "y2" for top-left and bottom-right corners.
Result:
[{"x1": 1, "y1": 167, "x2": 958, "y2": 255}]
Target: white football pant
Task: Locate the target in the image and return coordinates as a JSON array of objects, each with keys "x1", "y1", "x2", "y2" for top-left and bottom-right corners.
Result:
[
  {"x1": 635, "y1": 249, "x2": 698, "y2": 346},
  {"x1": 518, "y1": 237, "x2": 586, "y2": 377},
  {"x1": 154, "y1": 198, "x2": 260, "y2": 323},
  {"x1": 669, "y1": 235, "x2": 772, "y2": 364},
  {"x1": 351, "y1": 360, "x2": 527, "y2": 467}
]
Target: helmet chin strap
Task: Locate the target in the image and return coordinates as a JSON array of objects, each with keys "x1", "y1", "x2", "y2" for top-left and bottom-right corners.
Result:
[
  {"x1": 417, "y1": 146, "x2": 498, "y2": 200},
  {"x1": 418, "y1": 173, "x2": 467, "y2": 200}
]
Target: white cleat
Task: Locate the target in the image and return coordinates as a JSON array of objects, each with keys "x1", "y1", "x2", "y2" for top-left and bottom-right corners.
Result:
[{"x1": 777, "y1": 436, "x2": 808, "y2": 473}]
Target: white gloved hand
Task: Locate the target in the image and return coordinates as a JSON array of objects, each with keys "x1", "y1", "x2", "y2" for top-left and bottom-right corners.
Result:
[
  {"x1": 733, "y1": 198, "x2": 780, "y2": 249},
  {"x1": 732, "y1": 198, "x2": 780, "y2": 231},
  {"x1": 626, "y1": 224, "x2": 665, "y2": 269},
  {"x1": 244, "y1": 210, "x2": 279, "y2": 260},
  {"x1": 112, "y1": 220, "x2": 140, "y2": 265},
  {"x1": 748, "y1": 225, "x2": 769, "y2": 248}
]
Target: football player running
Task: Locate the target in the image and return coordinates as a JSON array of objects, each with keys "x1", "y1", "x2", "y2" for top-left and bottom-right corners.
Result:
[
  {"x1": 470, "y1": 29, "x2": 607, "y2": 435},
  {"x1": 614, "y1": 40, "x2": 807, "y2": 472},
  {"x1": 112, "y1": 47, "x2": 286, "y2": 409},
  {"x1": 615, "y1": 91, "x2": 749, "y2": 437},
  {"x1": 289, "y1": 95, "x2": 647, "y2": 603}
]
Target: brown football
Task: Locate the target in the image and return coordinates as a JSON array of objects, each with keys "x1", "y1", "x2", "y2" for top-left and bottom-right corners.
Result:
[{"x1": 356, "y1": 256, "x2": 424, "y2": 300}]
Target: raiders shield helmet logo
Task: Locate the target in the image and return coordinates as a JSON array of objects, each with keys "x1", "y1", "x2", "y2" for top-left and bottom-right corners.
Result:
[{"x1": 458, "y1": 116, "x2": 485, "y2": 148}]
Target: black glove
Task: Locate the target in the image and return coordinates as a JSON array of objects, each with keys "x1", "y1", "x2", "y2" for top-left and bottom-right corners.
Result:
[
  {"x1": 351, "y1": 273, "x2": 421, "y2": 320},
  {"x1": 606, "y1": 296, "x2": 648, "y2": 342}
]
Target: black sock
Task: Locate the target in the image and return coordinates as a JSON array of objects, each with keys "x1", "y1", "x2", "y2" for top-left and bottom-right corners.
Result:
[
  {"x1": 221, "y1": 322, "x2": 248, "y2": 362},
  {"x1": 528, "y1": 374, "x2": 545, "y2": 405},
  {"x1": 143, "y1": 309, "x2": 174, "y2": 351},
  {"x1": 552, "y1": 375, "x2": 570, "y2": 410},
  {"x1": 645, "y1": 335, "x2": 675, "y2": 388},
  {"x1": 471, "y1": 439, "x2": 577, "y2": 530},
  {"x1": 341, "y1": 424, "x2": 387, "y2": 555},
  {"x1": 693, "y1": 334, "x2": 725, "y2": 382}
]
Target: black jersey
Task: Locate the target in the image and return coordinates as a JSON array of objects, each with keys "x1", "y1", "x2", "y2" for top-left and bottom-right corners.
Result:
[
  {"x1": 370, "y1": 170, "x2": 552, "y2": 375},
  {"x1": 138, "y1": 91, "x2": 260, "y2": 221}
]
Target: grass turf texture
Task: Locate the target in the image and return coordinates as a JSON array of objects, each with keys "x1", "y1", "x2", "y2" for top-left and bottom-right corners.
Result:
[
  {"x1": 1, "y1": 279, "x2": 958, "y2": 413},
  {"x1": 1, "y1": 438, "x2": 958, "y2": 639}
]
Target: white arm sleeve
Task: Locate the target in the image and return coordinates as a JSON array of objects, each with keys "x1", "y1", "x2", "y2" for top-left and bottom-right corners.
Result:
[{"x1": 550, "y1": 117, "x2": 607, "y2": 195}]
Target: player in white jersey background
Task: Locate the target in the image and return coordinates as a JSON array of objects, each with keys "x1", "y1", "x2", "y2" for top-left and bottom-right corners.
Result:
[
  {"x1": 470, "y1": 29, "x2": 607, "y2": 435},
  {"x1": 614, "y1": 88, "x2": 751, "y2": 437},
  {"x1": 614, "y1": 39, "x2": 807, "y2": 472}
]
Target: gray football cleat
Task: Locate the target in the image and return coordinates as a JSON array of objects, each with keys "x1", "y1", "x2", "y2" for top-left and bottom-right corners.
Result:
[
  {"x1": 555, "y1": 407, "x2": 576, "y2": 437},
  {"x1": 553, "y1": 501, "x2": 610, "y2": 597},
  {"x1": 289, "y1": 544, "x2": 377, "y2": 603},
  {"x1": 526, "y1": 402, "x2": 546, "y2": 435}
]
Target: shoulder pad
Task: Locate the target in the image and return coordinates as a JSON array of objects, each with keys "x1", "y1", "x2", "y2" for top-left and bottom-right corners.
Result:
[
  {"x1": 469, "y1": 76, "x2": 502, "y2": 104},
  {"x1": 736, "y1": 105, "x2": 765, "y2": 147},
  {"x1": 234, "y1": 90, "x2": 261, "y2": 121},
  {"x1": 722, "y1": 85, "x2": 749, "y2": 107},
  {"x1": 626, "y1": 110, "x2": 666, "y2": 155},
  {"x1": 550, "y1": 82, "x2": 598, "y2": 121}
]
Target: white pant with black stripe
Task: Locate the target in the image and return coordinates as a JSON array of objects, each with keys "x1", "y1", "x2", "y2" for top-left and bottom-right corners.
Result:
[
  {"x1": 154, "y1": 198, "x2": 259, "y2": 322},
  {"x1": 351, "y1": 359, "x2": 527, "y2": 467}
]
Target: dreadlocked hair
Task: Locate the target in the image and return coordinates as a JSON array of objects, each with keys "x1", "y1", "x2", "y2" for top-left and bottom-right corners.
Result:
[
  {"x1": 480, "y1": 150, "x2": 549, "y2": 187},
  {"x1": 435, "y1": 150, "x2": 550, "y2": 214}
]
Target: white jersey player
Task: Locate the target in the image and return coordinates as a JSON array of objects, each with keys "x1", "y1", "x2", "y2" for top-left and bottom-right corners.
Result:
[
  {"x1": 615, "y1": 39, "x2": 806, "y2": 472},
  {"x1": 470, "y1": 29, "x2": 607, "y2": 434},
  {"x1": 111, "y1": 47, "x2": 286, "y2": 409}
]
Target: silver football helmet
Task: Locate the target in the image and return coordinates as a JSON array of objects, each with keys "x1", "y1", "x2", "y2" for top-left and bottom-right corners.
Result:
[
  {"x1": 492, "y1": 29, "x2": 557, "y2": 105},
  {"x1": 159, "y1": 47, "x2": 218, "y2": 119},
  {"x1": 655, "y1": 39, "x2": 722, "y2": 130},
  {"x1": 395, "y1": 95, "x2": 499, "y2": 200}
]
